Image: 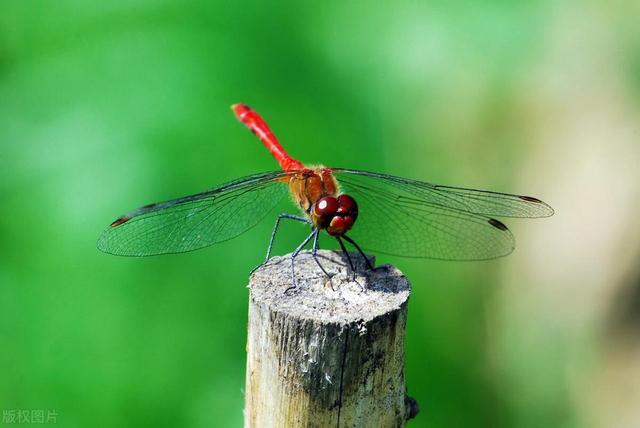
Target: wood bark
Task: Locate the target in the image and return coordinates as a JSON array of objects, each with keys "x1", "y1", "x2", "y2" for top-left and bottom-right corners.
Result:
[{"x1": 244, "y1": 250, "x2": 418, "y2": 427}]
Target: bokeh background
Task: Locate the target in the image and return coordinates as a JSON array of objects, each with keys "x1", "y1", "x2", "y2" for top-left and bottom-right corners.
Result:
[{"x1": 2, "y1": 1, "x2": 639, "y2": 427}]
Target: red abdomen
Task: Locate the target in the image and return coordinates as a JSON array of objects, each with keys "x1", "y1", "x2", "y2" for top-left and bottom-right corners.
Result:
[{"x1": 232, "y1": 104, "x2": 303, "y2": 171}]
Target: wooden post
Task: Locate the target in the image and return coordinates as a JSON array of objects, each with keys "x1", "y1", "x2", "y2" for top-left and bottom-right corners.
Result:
[{"x1": 244, "y1": 250, "x2": 418, "y2": 427}]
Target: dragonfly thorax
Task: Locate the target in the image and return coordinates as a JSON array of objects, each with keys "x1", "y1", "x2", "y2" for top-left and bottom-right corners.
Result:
[
  {"x1": 288, "y1": 167, "x2": 339, "y2": 212},
  {"x1": 312, "y1": 194, "x2": 358, "y2": 236}
]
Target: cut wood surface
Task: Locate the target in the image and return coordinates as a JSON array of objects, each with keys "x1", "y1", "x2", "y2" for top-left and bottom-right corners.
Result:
[{"x1": 244, "y1": 249, "x2": 418, "y2": 428}]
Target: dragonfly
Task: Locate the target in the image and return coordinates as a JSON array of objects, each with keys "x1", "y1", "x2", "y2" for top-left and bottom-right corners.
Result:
[{"x1": 97, "y1": 104, "x2": 554, "y2": 291}]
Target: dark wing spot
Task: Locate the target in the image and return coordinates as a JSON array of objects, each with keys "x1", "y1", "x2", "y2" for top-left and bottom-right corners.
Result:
[
  {"x1": 142, "y1": 202, "x2": 157, "y2": 209},
  {"x1": 488, "y1": 218, "x2": 509, "y2": 231},
  {"x1": 110, "y1": 216, "x2": 131, "y2": 227},
  {"x1": 519, "y1": 195, "x2": 543, "y2": 203}
]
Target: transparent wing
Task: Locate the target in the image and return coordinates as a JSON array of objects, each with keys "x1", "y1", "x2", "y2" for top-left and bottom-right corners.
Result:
[
  {"x1": 333, "y1": 169, "x2": 553, "y2": 260},
  {"x1": 333, "y1": 169, "x2": 554, "y2": 218},
  {"x1": 97, "y1": 171, "x2": 290, "y2": 256}
]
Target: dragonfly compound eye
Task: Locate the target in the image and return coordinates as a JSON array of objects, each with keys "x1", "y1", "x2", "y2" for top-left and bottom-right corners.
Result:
[
  {"x1": 314, "y1": 196, "x2": 339, "y2": 219},
  {"x1": 336, "y1": 194, "x2": 358, "y2": 220},
  {"x1": 318, "y1": 194, "x2": 357, "y2": 236}
]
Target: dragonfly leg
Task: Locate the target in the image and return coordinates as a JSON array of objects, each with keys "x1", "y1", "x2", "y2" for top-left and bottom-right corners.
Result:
[
  {"x1": 251, "y1": 213, "x2": 310, "y2": 275},
  {"x1": 266, "y1": 214, "x2": 311, "y2": 261},
  {"x1": 342, "y1": 234, "x2": 375, "y2": 271},
  {"x1": 336, "y1": 236, "x2": 360, "y2": 284},
  {"x1": 311, "y1": 229, "x2": 332, "y2": 279},
  {"x1": 285, "y1": 229, "x2": 317, "y2": 294}
]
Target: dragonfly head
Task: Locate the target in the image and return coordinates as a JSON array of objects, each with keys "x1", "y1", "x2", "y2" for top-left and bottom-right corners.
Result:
[{"x1": 312, "y1": 194, "x2": 358, "y2": 236}]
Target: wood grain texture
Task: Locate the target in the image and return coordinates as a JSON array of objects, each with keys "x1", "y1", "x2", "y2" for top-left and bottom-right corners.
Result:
[{"x1": 244, "y1": 250, "x2": 418, "y2": 427}]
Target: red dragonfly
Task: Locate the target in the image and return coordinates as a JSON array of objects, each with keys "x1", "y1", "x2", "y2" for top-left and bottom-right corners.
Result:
[{"x1": 98, "y1": 104, "x2": 553, "y2": 289}]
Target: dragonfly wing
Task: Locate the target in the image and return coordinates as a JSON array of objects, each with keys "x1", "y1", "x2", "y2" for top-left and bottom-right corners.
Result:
[
  {"x1": 333, "y1": 169, "x2": 554, "y2": 218},
  {"x1": 97, "y1": 171, "x2": 290, "y2": 256},
  {"x1": 333, "y1": 169, "x2": 552, "y2": 260}
]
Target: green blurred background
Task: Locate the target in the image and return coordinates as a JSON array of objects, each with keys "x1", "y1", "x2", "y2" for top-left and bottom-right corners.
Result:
[{"x1": 2, "y1": 1, "x2": 639, "y2": 427}]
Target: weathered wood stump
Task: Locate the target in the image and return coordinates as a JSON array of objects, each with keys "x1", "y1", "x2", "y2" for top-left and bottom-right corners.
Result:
[{"x1": 244, "y1": 249, "x2": 418, "y2": 427}]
